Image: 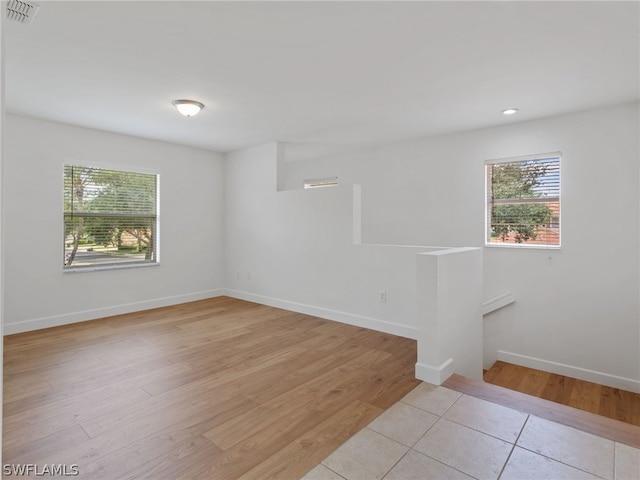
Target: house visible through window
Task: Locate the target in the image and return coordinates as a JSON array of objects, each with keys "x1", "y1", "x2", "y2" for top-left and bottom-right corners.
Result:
[
  {"x1": 64, "y1": 165, "x2": 158, "y2": 269},
  {"x1": 486, "y1": 153, "x2": 560, "y2": 247}
]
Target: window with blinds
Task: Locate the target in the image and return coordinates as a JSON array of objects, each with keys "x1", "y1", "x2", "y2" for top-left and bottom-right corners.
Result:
[
  {"x1": 63, "y1": 165, "x2": 159, "y2": 269},
  {"x1": 485, "y1": 153, "x2": 560, "y2": 247}
]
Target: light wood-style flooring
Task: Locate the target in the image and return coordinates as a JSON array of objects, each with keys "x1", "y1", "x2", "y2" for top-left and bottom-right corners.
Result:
[
  {"x1": 3, "y1": 297, "x2": 420, "y2": 479},
  {"x1": 484, "y1": 360, "x2": 640, "y2": 427}
]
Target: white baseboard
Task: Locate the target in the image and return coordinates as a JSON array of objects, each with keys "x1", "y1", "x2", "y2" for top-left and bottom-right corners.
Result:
[
  {"x1": 497, "y1": 351, "x2": 640, "y2": 393},
  {"x1": 4, "y1": 289, "x2": 226, "y2": 335},
  {"x1": 415, "y1": 359, "x2": 454, "y2": 386},
  {"x1": 224, "y1": 289, "x2": 417, "y2": 339}
]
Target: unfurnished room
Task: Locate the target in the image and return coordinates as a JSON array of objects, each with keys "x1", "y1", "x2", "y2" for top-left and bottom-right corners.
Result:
[{"x1": 0, "y1": 1, "x2": 638, "y2": 479}]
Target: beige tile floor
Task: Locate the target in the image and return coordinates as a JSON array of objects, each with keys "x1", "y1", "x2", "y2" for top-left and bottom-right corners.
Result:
[{"x1": 301, "y1": 383, "x2": 640, "y2": 480}]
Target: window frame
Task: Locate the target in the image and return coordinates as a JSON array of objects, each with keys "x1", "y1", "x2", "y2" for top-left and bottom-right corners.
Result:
[
  {"x1": 63, "y1": 164, "x2": 160, "y2": 272},
  {"x1": 484, "y1": 152, "x2": 561, "y2": 249},
  {"x1": 303, "y1": 176, "x2": 338, "y2": 189}
]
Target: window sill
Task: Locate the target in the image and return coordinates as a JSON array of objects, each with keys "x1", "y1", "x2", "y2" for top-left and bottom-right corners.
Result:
[
  {"x1": 484, "y1": 243, "x2": 561, "y2": 251},
  {"x1": 63, "y1": 262, "x2": 160, "y2": 274}
]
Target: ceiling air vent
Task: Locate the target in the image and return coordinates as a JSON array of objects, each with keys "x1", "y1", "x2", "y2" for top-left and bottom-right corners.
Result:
[{"x1": 7, "y1": 0, "x2": 40, "y2": 24}]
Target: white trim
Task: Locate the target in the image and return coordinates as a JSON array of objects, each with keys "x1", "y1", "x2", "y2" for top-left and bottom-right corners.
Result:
[
  {"x1": 223, "y1": 289, "x2": 417, "y2": 339},
  {"x1": 62, "y1": 160, "x2": 159, "y2": 176},
  {"x1": 482, "y1": 292, "x2": 515, "y2": 316},
  {"x1": 485, "y1": 151, "x2": 562, "y2": 165},
  {"x1": 63, "y1": 261, "x2": 160, "y2": 274},
  {"x1": 484, "y1": 243, "x2": 561, "y2": 251},
  {"x1": 3, "y1": 289, "x2": 225, "y2": 335},
  {"x1": 415, "y1": 359, "x2": 454, "y2": 386},
  {"x1": 497, "y1": 351, "x2": 640, "y2": 393}
]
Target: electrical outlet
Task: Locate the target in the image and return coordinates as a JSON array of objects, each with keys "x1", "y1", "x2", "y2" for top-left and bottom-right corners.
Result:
[
  {"x1": 247, "y1": 272, "x2": 252, "y2": 280},
  {"x1": 236, "y1": 271, "x2": 240, "y2": 280},
  {"x1": 379, "y1": 291, "x2": 387, "y2": 303}
]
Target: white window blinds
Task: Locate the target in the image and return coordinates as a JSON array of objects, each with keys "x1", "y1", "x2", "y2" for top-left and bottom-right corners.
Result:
[
  {"x1": 486, "y1": 154, "x2": 560, "y2": 247},
  {"x1": 63, "y1": 165, "x2": 158, "y2": 269}
]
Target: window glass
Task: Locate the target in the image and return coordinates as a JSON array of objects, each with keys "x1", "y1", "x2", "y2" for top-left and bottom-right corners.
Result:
[
  {"x1": 64, "y1": 165, "x2": 158, "y2": 269},
  {"x1": 486, "y1": 154, "x2": 560, "y2": 247}
]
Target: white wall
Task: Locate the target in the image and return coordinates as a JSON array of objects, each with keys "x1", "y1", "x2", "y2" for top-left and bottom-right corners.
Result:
[
  {"x1": 245, "y1": 102, "x2": 639, "y2": 390},
  {"x1": 225, "y1": 142, "x2": 447, "y2": 338},
  {"x1": 416, "y1": 247, "x2": 484, "y2": 385},
  {"x1": 3, "y1": 114, "x2": 225, "y2": 333},
  {"x1": 4, "y1": 103, "x2": 638, "y2": 392}
]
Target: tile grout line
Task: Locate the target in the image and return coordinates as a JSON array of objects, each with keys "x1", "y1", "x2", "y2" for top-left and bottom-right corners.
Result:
[
  {"x1": 440, "y1": 391, "x2": 464, "y2": 417},
  {"x1": 390, "y1": 390, "x2": 486, "y2": 480},
  {"x1": 438, "y1": 390, "x2": 529, "y2": 445},
  {"x1": 496, "y1": 414, "x2": 530, "y2": 479},
  {"x1": 318, "y1": 462, "x2": 347, "y2": 480},
  {"x1": 313, "y1": 384, "x2": 624, "y2": 480},
  {"x1": 364, "y1": 390, "x2": 465, "y2": 480},
  {"x1": 511, "y1": 415, "x2": 613, "y2": 480},
  {"x1": 373, "y1": 404, "x2": 482, "y2": 480},
  {"x1": 362, "y1": 426, "x2": 412, "y2": 479},
  {"x1": 379, "y1": 446, "x2": 410, "y2": 480},
  {"x1": 512, "y1": 444, "x2": 612, "y2": 480}
]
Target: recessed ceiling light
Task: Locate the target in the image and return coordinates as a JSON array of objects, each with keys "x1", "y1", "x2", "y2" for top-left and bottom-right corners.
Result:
[
  {"x1": 172, "y1": 100, "x2": 204, "y2": 117},
  {"x1": 501, "y1": 108, "x2": 519, "y2": 115}
]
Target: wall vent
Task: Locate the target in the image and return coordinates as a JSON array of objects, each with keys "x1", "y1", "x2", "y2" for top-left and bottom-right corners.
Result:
[
  {"x1": 7, "y1": 0, "x2": 40, "y2": 24},
  {"x1": 304, "y1": 177, "x2": 338, "y2": 189}
]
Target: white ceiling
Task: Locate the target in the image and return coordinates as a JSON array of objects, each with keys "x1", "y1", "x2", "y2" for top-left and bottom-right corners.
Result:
[{"x1": 5, "y1": 1, "x2": 639, "y2": 154}]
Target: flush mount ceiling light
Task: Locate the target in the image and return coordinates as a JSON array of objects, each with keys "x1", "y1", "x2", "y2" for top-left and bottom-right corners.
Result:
[
  {"x1": 172, "y1": 100, "x2": 204, "y2": 117},
  {"x1": 501, "y1": 108, "x2": 519, "y2": 115}
]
